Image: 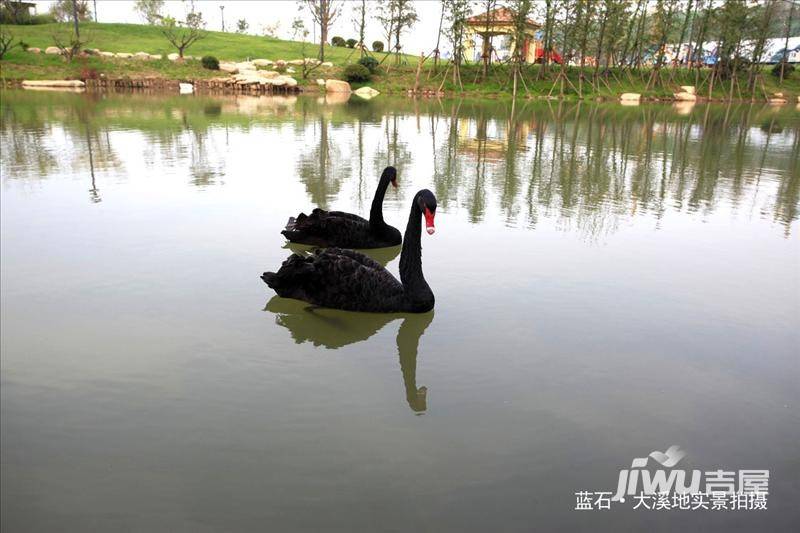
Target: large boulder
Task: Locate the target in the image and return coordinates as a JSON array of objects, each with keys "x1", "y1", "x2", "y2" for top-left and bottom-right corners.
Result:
[
  {"x1": 27, "y1": 47, "x2": 41, "y2": 53},
  {"x1": 275, "y1": 59, "x2": 286, "y2": 68},
  {"x1": 325, "y1": 79, "x2": 352, "y2": 93},
  {"x1": 167, "y1": 53, "x2": 180, "y2": 61},
  {"x1": 22, "y1": 80, "x2": 85, "y2": 87},
  {"x1": 133, "y1": 51, "x2": 151, "y2": 60},
  {"x1": 354, "y1": 86, "x2": 380, "y2": 99},
  {"x1": 287, "y1": 59, "x2": 305, "y2": 65},
  {"x1": 619, "y1": 92, "x2": 641, "y2": 101},
  {"x1": 236, "y1": 61, "x2": 256, "y2": 71},
  {"x1": 316, "y1": 78, "x2": 326, "y2": 87},
  {"x1": 321, "y1": 61, "x2": 334, "y2": 67},
  {"x1": 44, "y1": 46, "x2": 61, "y2": 55},
  {"x1": 679, "y1": 85, "x2": 696, "y2": 95},
  {"x1": 219, "y1": 62, "x2": 239, "y2": 74},
  {"x1": 256, "y1": 70, "x2": 280, "y2": 79},
  {"x1": 99, "y1": 51, "x2": 115, "y2": 57},
  {"x1": 149, "y1": 54, "x2": 163, "y2": 60},
  {"x1": 253, "y1": 59, "x2": 273, "y2": 67},
  {"x1": 115, "y1": 52, "x2": 133, "y2": 58},
  {"x1": 283, "y1": 77, "x2": 298, "y2": 87}
]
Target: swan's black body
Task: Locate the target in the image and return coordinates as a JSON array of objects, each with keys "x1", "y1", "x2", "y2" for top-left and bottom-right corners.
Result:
[
  {"x1": 281, "y1": 166, "x2": 401, "y2": 249},
  {"x1": 262, "y1": 190, "x2": 437, "y2": 313}
]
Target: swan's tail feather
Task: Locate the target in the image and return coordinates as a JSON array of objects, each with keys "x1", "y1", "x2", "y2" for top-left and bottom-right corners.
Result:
[
  {"x1": 284, "y1": 216, "x2": 297, "y2": 231},
  {"x1": 262, "y1": 254, "x2": 315, "y2": 299}
]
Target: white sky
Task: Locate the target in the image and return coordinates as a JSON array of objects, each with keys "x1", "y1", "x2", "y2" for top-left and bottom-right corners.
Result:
[{"x1": 33, "y1": 0, "x2": 452, "y2": 55}]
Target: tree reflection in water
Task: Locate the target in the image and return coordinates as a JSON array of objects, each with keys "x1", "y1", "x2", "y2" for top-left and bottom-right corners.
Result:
[{"x1": 1, "y1": 91, "x2": 796, "y2": 236}]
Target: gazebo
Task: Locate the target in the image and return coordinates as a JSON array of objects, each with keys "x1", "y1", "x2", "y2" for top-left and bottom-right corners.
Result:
[{"x1": 463, "y1": 7, "x2": 542, "y2": 64}]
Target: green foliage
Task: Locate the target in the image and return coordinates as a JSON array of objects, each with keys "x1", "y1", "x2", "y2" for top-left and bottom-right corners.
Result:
[
  {"x1": 331, "y1": 36, "x2": 345, "y2": 47},
  {"x1": 344, "y1": 63, "x2": 371, "y2": 82},
  {"x1": 346, "y1": 38, "x2": 357, "y2": 48},
  {"x1": 200, "y1": 55, "x2": 219, "y2": 70},
  {"x1": 358, "y1": 55, "x2": 378, "y2": 73},
  {"x1": 372, "y1": 40, "x2": 384, "y2": 52},
  {"x1": 771, "y1": 62, "x2": 795, "y2": 78},
  {"x1": 134, "y1": 0, "x2": 164, "y2": 25},
  {"x1": 49, "y1": 0, "x2": 92, "y2": 23}
]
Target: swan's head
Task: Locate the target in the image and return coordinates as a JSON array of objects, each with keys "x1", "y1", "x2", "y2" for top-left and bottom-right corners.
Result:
[
  {"x1": 416, "y1": 189, "x2": 437, "y2": 235},
  {"x1": 382, "y1": 166, "x2": 398, "y2": 188}
]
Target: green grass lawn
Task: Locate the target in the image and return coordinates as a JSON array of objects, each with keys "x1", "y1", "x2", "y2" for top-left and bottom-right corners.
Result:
[{"x1": 0, "y1": 21, "x2": 378, "y2": 62}]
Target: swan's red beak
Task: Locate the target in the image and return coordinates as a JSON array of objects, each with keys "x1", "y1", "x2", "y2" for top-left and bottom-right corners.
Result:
[
  {"x1": 390, "y1": 177, "x2": 397, "y2": 188},
  {"x1": 424, "y1": 207, "x2": 435, "y2": 235}
]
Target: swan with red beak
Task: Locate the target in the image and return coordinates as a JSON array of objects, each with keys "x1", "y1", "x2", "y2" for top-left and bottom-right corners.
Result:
[{"x1": 263, "y1": 189, "x2": 438, "y2": 313}]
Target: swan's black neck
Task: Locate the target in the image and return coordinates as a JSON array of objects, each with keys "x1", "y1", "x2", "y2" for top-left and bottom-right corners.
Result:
[
  {"x1": 369, "y1": 174, "x2": 392, "y2": 228},
  {"x1": 399, "y1": 201, "x2": 433, "y2": 309}
]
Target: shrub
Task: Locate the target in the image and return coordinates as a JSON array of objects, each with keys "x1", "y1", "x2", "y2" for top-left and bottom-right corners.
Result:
[
  {"x1": 79, "y1": 67, "x2": 99, "y2": 81},
  {"x1": 331, "y1": 36, "x2": 345, "y2": 47},
  {"x1": 344, "y1": 63, "x2": 371, "y2": 83},
  {"x1": 358, "y1": 56, "x2": 379, "y2": 73},
  {"x1": 346, "y1": 38, "x2": 357, "y2": 49},
  {"x1": 372, "y1": 40, "x2": 384, "y2": 53},
  {"x1": 771, "y1": 61, "x2": 795, "y2": 78},
  {"x1": 201, "y1": 55, "x2": 219, "y2": 70}
]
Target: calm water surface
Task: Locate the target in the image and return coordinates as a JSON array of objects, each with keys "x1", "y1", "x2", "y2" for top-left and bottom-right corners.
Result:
[{"x1": 1, "y1": 90, "x2": 798, "y2": 532}]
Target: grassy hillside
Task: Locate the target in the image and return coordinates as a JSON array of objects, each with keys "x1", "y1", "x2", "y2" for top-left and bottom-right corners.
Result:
[{"x1": 0, "y1": 22, "x2": 372, "y2": 62}]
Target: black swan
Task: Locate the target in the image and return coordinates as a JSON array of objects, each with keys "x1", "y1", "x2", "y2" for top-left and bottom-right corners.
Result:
[
  {"x1": 281, "y1": 166, "x2": 402, "y2": 249},
  {"x1": 262, "y1": 189, "x2": 437, "y2": 313}
]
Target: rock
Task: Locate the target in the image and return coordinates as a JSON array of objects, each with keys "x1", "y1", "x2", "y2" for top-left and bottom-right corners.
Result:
[
  {"x1": 44, "y1": 46, "x2": 61, "y2": 55},
  {"x1": 304, "y1": 58, "x2": 320, "y2": 65},
  {"x1": 287, "y1": 59, "x2": 305, "y2": 65},
  {"x1": 283, "y1": 77, "x2": 298, "y2": 87},
  {"x1": 673, "y1": 91, "x2": 697, "y2": 101},
  {"x1": 134, "y1": 51, "x2": 151, "y2": 60},
  {"x1": 179, "y1": 82, "x2": 194, "y2": 94},
  {"x1": 679, "y1": 85, "x2": 696, "y2": 95},
  {"x1": 253, "y1": 59, "x2": 273, "y2": 67},
  {"x1": 316, "y1": 78, "x2": 326, "y2": 87},
  {"x1": 325, "y1": 79, "x2": 351, "y2": 93},
  {"x1": 768, "y1": 97, "x2": 788, "y2": 105},
  {"x1": 275, "y1": 60, "x2": 287, "y2": 68},
  {"x1": 286, "y1": 67, "x2": 296, "y2": 73},
  {"x1": 619, "y1": 93, "x2": 640, "y2": 101},
  {"x1": 256, "y1": 70, "x2": 280, "y2": 79},
  {"x1": 149, "y1": 54, "x2": 163, "y2": 60},
  {"x1": 236, "y1": 62, "x2": 256, "y2": 71},
  {"x1": 167, "y1": 53, "x2": 180, "y2": 61},
  {"x1": 772, "y1": 92, "x2": 784, "y2": 98},
  {"x1": 321, "y1": 61, "x2": 333, "y2": 67},
  {"x1": 219, "y1": 63, "x2": 238, "y2": 74},
  {"x1": 233, "y1": 74, "x2": 261, "y2": 85},
  {"x1": 22, "y1": 80, "x2": 85, "y2": 87},
  {"x1": 27, "y1": 47, "x2": 40, "y2": 53},
  {"x1": 115, "y1": 52, "x2": 133, "y2": 58},
  {"x1": 99, "y1": 51, "x2": 115, "y2": 57},
  {"x1": 354, "y1": 86, "x2": 380, "y2": 99}
]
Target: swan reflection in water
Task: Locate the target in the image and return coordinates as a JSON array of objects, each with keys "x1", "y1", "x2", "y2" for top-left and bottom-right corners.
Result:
[
  {"x1": 264, "y1": 296, "x2": 433, "y2": 413},
  {"x1": 282, "y1": 242, "x2": 401, "y2": 267}
]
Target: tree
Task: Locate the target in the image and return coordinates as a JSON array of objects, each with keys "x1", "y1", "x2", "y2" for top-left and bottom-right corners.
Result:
[
  {"x1": 508, "y1": 0, "x2": 532, "y2": 99},
  {"x1": 0, "y1": 28, "x2": 19, "y2": 60},
  {"x1": 49, "y1": 0, "x2": 91, "y2": 23},
  {"x1": 443, "y1": 0, "x2": 471, "y2": 89},
  {"x1": 391, "y1": 0, "x2": 418, "y2": 62},
  {"x1": 352, "y1": 0, "x2": 368, "y2": 57},
  {"x1": 160, "y1": 9, "x2": 205, "y2": 58},
  {"x1": 134, "y1": 0, "x2": 164, "y2": 24},
  {"x1": 236, "y1": 18, "x2": 249, "y2": 34},
  {"x1": 300, "y1": 0, "x2": 342, "y2": 62},
  {"x1": 779, "y1": 0, "x2": 797, "y2": 82}
]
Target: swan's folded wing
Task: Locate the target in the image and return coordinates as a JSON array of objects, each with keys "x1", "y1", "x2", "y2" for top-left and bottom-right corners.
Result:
[{"x1": 310, "y1": 249, "x2": 404, "y2": 310}]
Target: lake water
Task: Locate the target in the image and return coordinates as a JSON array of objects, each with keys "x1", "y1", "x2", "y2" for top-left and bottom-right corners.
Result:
[{"x1": 1, "y1": 90, "x2": 798, "y2": 532}]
